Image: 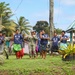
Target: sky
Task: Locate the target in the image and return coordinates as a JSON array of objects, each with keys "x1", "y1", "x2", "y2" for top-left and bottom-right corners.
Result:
[{"x1": 0, "y1": 0, "x2": 75, "y2": 30}]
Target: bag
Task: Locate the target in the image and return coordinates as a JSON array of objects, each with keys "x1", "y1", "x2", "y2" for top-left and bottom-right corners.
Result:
[{"x1": 13, "y1": 44, "x2": 21, "y2": 52}]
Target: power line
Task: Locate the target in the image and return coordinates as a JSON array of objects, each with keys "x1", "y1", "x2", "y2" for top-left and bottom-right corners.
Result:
[{"x1": 14, "y1": 0, "x2": 23, "y2": 13}]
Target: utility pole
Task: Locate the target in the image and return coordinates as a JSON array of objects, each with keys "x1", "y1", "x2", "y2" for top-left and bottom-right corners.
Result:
[
  {"x1": 49, "y1": 0, "x2": 54, "y2": 52},
  {"x1": 49, "y1": 0, "x2": 54, "y2": 39}
]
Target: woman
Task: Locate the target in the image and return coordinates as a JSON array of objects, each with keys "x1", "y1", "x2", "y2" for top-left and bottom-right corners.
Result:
[
  {"x1": 60, "y1": 31, "x2": 69, "y2": 50},
  {"x1": 40, "y1": 30, "x2": 49, "y2": 59},
  {"x1": 13, "y1": 29, "x2": 24, "y2": 59},
  {"x1": 28, "y1": 30, "x2": 38, "y2": 59},
  {"x1": 51, "y1": 32, "x2": 60, "y2": 55}
]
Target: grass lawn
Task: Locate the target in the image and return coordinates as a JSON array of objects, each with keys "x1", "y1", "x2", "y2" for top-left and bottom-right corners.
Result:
[{"x1": 0, "y1": 54, "x2": 75, "y2": 75}]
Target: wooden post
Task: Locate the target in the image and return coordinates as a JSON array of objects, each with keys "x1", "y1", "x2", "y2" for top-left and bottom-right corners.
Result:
[
  {"x1": 70, "y1": 31, "x2": 73, "y2": 43},
  {"x1": 49, "y1": 0, "x2": 54, "y2": 39},
  {"x1": 49, "y1": 0, "x2": 54, "y2": 52}
]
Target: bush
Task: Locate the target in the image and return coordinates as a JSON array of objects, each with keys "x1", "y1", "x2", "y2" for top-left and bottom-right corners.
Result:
[{"x1": 59, "y1": 44, "x2": 75, "y2": 59}]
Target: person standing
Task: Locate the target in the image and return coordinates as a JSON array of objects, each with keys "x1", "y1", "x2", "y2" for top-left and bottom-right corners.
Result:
[
  {"x1": 0, "y1": 31, "x2": 4, "y2": 53},
  {"x1": 13, "y1": 29, "x2": 24, "y2": 59},
  {"x1": 51, "y1": 32, "x2": 60, "y2": 55},
  {"x1": 40, "y1": 30, "x2": 49, "y2": 59},
  {"x1": 28, "y1": 30, "x2": 38, "y2": 59},
  {"x1": 60, "y1": 31, "x2": 69, "y2": 50}
]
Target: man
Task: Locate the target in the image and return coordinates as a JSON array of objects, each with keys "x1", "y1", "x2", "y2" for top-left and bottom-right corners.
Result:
[
  {"x1": 13, "y1": 29, "x2": 24, "y2": 59},
  {"x1": 51, "y1": 32, "x2": 60, "y2": 55},
  {"x1": 0, "y1": 31, "x2": 4, "y2": 53},
  {"x1": 60, "y1": 31, "x2": 69, "y2": 50},
  {"x1": 40, "y1": 30, "x2": 49, "y2": 59}
]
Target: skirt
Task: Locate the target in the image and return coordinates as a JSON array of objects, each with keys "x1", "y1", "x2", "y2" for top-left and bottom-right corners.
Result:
[{"x1": 40, "y1": 44, "x2": 47, "y2": 51}]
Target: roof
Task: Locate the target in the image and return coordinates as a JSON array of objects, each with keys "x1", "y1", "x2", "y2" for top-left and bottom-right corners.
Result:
[{"x1": 66, "y1": 20, "x2": 75, "y2": 32}]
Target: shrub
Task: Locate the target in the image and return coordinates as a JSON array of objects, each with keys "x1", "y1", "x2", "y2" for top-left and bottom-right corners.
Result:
[{"x1": 59, "y1": 44, "x2": 75, "y2": 59}]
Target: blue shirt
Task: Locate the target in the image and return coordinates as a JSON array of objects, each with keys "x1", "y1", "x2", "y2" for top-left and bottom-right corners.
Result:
[
  {"x1": 0, "y1": 36, "x2": 4, "y2": 45},
  {"x1": 40, "y1": 34, "x2": 49, "y2": 45},
  {"x1": 14, "y1": 34, "x2": 23, "y2": 45},
  {"x1": 61, "y1": 35, "x2": 68, "y2": 43},
  {"x1": 52, "y1": 36, "x2": 60, "y2": 46}
]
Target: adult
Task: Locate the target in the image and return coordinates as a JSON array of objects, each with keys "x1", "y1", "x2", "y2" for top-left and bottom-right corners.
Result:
[
  {"x1": 40, "y1": 30, "x2": 49, "y2": 59},
  {"x1": 0, "y1": 31, "x2": 4, "y2": 53},
  {"x1": 28, "y1": 30, "x2": 38, "y2": 59},
  {"x1": 51, "y1": 32, "x2": 60, "y2": 55},
  {"x1": 13, "y1": 29, "x2": 24, "y2": 59},
  {"x1": 60, "y1": 31, "x2": 69, "y2": 50}
]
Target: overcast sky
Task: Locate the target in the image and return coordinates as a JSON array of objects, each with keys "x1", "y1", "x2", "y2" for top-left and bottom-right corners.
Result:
[{"x1": 0, "y1": 0, "x2": 75, "y2": 30}]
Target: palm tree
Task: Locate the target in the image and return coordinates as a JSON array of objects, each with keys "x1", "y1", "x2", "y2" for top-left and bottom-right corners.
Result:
[
  {"x1": 0, "y1": 2, "x2": 15, "y2": 36},
  {"x1": 3, "y1": 20, "x2": 16, "y2": 36},
  {"x1": 15, "y1": 16, "x2": 32, "y2": 35}
]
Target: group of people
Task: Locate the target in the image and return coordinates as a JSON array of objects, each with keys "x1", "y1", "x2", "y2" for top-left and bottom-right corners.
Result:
[
  {"x1": 51, "y1": 31, "x2": 69, "y2": 55},
  {"x1": 0, "y1": 29, "x2": 69, "y2": 59}
]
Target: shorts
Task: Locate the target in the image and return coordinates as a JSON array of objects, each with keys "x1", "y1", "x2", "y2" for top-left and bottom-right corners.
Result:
[{"x1": 51, "y1": 46, "x2": 58, "y2": 52}]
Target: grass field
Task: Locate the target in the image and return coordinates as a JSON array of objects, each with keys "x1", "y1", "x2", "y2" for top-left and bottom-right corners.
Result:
[{"x1": 0, "y1": 54, "x2": 75, "y2": 75}]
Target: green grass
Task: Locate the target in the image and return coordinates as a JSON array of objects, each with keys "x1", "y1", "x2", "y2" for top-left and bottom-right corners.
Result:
[{"x1": 0, "y1": 55, "x2": 75, "y2": 75}]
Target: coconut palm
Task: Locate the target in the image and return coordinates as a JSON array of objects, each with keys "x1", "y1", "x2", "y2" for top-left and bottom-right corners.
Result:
[
  {"x1": 0, "y1": 2, "x2": 15, "y2": 36},
  {"x1": 3, "y1": 20, "x2": 16, "y2": 36},
  {"x1": 15, "y1": 16, "x2": 32, "y2": 35}
]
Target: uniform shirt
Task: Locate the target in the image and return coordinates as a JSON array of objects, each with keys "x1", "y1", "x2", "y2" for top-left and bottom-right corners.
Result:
[
  {"x1": 14, "y1": 34, "x2": 23, "y2": 45},
  {"x1": 61, "y1": 35, "x2": 68, "y2": 43},
  {"x1": 0, "y1": 36, "x2": 4, "y2": 45},
  {"x1": 40, "y1": 34, "x2": 49, "y2": 45},
  {"x1": 51, "y1": 36, "x2": 60, "y2": 46}
]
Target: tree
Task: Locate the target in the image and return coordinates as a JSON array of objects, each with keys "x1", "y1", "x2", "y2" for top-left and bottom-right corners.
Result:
[
  {"x1": 0, "y1": 2, "x2": 15, "y2": 36},
  {"x1": 55, "y1": 28, "x2": 62, "y2": 34},
  {"x1": 33, "y1": 21, "x2": 49, "y2": 33},
  {"x1": 14, "y1": 16, "x2": 31, "y2": 35},
  {"x1": 2, "y1": 20, "x2": 16, "y2": 36},
  {"x1": 44, "y1": 26, "x2": 50, "y2": 36}
]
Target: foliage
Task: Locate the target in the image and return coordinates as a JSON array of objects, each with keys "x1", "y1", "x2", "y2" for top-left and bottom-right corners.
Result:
[
  {"x1": 2, "y1": 20, "x2": 16, "y2": 36},
  {"x1": 0, "y1": 2, "x2": 15, "y2": 36},
  {"x1": 14, "y1": 16, "x2": 32, "y2": 35},
  {"x1": 55, "y1": 28, "x2": 62, "y2": 34},
  {"x1": 59, "y1": 44, "x2": 75, "y2": 58},
  {"x1": 33, "y1": 21, "x2": 49, "y2": 33}
]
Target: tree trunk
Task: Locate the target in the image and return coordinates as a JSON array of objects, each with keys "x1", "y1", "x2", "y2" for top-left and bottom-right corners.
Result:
[
  {"x1": 49, "y1": 0, "x2": 54, "y2": 39},
  {"x1": 49, "y1": 0, "x2": 54, "y2": 52}
]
